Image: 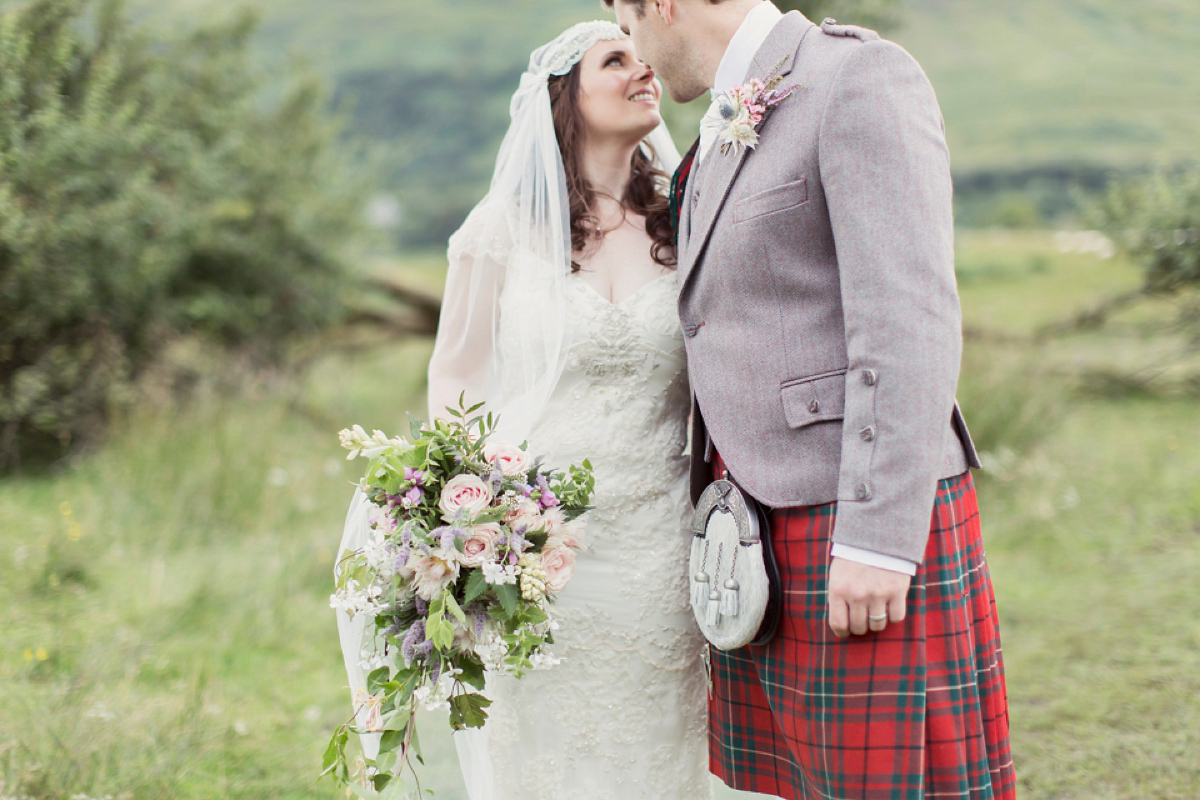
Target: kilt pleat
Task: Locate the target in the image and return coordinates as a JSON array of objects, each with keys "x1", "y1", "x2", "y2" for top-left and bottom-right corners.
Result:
[{"x1": 708, "y1": 459, "x2": 1016, "y2": 800}]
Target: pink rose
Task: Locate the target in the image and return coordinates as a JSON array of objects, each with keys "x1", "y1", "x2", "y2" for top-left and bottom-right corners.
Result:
[
  {"x1": 504, "y1": 498, "x2": 543, "y2": 534},
  {"x1": 458, "y1": 523, "x2": 501, "y2": 568},
  {"x1": 540, "y1": 546, "x2": 576, "y2": 594},
  {"x1": 547, "y1": 519, "x2": 586, "y2": 551},
  {"x1": 483, "y1": 441, "x2": 531, "y2": 477},
  {"x1": 439, "y1": 474, "x2": 494, "y2": 520},
  {"x1": 406, "y1": 548, "x2": 461, "y2": 601},
  {"x1": 540, "y1": 507, "x2": 566, "y2": 536}
]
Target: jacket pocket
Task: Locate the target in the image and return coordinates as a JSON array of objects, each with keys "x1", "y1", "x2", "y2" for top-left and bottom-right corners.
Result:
[
  {"x1": 733, "y1": 178, "x2": 808, "y2": 224},
  {"x1": 780, "y1": 368, "x2": 847, "y2": 429}
]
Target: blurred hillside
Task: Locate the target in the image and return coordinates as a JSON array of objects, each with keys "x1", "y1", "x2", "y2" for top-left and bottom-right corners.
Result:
[{"x1": 128, "y1": 0, "x2": 1199, "y2": 239}]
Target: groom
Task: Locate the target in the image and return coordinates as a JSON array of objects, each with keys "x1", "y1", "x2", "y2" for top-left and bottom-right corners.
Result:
[{"x1": 606, "y1": 0, "x2": 1016, "y2": 797}]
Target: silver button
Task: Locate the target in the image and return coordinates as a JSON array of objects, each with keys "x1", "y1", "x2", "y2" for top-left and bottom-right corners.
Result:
[
  {"x1": 808, "y1": 399, "x2": 820, "y2": 413},
  {"x1": 860, "y1": 426, "x2": 875, "y2": 442},
  {"x1": 862, "y1": 369, "x2": 878, "y2": 386},
  {"x1": 854, "y1": 483, "x2": 872, "y2": 501}
]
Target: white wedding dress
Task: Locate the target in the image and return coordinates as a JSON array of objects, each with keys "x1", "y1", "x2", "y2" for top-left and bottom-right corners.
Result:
[{"x1": 453, "y1": 269, "x2": 712, "y2": 800}]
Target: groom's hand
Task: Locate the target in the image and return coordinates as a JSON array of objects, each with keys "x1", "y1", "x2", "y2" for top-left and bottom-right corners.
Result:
[{"x1": 827, "y1": 558, "x2": 911, "y2": 638}]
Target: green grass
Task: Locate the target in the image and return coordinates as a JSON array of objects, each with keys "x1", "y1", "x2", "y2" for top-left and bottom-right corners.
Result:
[{"x1": 2, "y1": 236, "x2": 1199, "y2": 798}]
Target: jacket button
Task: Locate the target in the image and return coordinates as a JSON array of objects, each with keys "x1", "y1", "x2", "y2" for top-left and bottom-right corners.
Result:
[
  {"x1": 860, "y1": 426, "x2": 875, "y2": 442},
  {"x1": 683, "y1": 324, "x2": 699, "y2": 338},
  {"x1": 808, "y1": 399, "x2": 820, "y2": 413},
  {"x1": 862, "y1": 369, "x2": 878, "y2": 386},
  {"x1": 854, "y1": 483, "x2": 872, "y2": 501}
]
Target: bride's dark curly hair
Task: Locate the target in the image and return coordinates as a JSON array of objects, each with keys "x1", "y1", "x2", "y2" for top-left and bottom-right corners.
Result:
[{"x1": 547, "y1": 66, "x2": 676, "y2": 271}]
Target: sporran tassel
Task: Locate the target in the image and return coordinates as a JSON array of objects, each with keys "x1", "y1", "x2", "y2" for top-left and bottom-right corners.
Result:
[
  {"x1": 721, "y1": 578, "x2": 740, "y2": 617},
  {"x1": 691, "y1": 570, "x2": 710, "y2": 608},
  {"x1": 706, "y1": 588, "x2": 722, "y2": 627}
]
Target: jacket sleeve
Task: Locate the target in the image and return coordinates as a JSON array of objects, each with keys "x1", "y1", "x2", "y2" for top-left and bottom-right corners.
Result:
[{"x1": 817, "y1": 39, "x2": 962, "y2": 563}]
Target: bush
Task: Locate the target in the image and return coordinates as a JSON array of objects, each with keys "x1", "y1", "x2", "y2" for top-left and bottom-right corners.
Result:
[
  {"x1": 1091, "y1": 165, "x2": 1200, "y2": 292},
  {"x1": 0, "y1": 0, "x2": 366, "y2": 467}
]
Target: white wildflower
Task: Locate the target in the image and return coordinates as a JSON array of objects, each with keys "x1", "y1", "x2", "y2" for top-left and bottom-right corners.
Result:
[
  {"x1": 482, "y1": 560, "x2": 519, "y2": 586},
  {"x1": 413, "y1": 667, "x2": 462, "y2": 712}
]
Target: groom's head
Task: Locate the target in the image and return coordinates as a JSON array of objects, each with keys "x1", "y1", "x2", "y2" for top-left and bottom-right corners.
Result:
[{"x1": 605, "y1": 0, "x2": 758, "y2": 104}]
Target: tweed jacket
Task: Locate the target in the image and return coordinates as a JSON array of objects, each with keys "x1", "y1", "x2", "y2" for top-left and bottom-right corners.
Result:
[{"x1": 679, "y1": 12, "x2": 980, "y2": 563}]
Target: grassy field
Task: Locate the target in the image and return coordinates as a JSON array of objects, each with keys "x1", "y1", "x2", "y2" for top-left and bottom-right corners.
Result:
[{"x1": 2, "y1": 232, "x2": 1199, "y2": 799}]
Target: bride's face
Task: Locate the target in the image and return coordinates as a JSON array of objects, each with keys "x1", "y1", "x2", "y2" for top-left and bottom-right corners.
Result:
[{"x1": 576, "y1": 39, "x2": 662, "y2": 143}]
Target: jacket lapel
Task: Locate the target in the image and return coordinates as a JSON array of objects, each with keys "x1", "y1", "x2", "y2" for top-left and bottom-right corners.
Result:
[{"x1": 678, "y1": 12, "x2": 816, "y2": 291}]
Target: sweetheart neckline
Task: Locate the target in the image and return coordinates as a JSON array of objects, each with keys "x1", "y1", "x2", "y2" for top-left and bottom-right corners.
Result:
[{"x1": 570, "y1": 271, "x2": 676, "y2": 307}]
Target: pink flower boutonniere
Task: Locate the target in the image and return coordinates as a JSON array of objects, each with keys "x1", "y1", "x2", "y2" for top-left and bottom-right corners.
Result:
[{"x1": 701, "y1": 70, "x2": 798, "y2": 157}]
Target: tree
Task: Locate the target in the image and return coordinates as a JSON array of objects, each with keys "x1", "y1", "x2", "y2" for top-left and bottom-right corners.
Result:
[{"x1": 0, "y1": 0, "x2": 366, "y2": 467}]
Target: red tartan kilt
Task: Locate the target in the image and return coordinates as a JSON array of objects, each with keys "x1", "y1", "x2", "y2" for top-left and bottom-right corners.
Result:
[{"x1": 708, "y1": 455, "x2": 1016, "y2": 799}]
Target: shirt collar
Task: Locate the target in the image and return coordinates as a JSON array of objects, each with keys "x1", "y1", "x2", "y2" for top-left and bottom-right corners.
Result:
[{"x1": 712, "y1": 1, "x2": 785, "y2": 97}]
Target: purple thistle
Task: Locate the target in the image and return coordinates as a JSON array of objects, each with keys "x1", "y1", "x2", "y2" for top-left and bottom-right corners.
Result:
[
  {"x1": 403, "y1": 486, "x2": 423, "y2": 507},
  {"x1": 415, "y1": 596, "x2": 428, "y2": 615}
]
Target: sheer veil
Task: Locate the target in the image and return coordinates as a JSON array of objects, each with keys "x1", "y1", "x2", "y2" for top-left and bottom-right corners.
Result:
[
  {"x1": 334, "y1": 19, "x2": 679, "y2": 794},
  {"x1": 426, "y1": 19, "x2": 680, "y2": 442}
]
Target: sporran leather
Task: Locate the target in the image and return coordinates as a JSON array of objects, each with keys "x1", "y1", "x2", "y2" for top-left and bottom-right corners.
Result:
[{"x1": 689, "y1": 473, "x2": 782, "y2": 650}]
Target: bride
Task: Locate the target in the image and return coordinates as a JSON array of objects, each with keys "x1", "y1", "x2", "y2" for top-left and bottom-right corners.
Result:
[{"x1": 423, "y1": 20, "x2": 709, "y2": 800}]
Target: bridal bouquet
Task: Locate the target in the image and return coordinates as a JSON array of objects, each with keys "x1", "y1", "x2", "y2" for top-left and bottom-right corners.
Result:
[{"x1": 323, "y1": 398, "x2": 594, "y2": 797}]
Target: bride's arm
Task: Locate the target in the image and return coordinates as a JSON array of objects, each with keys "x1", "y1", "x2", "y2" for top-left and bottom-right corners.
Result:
[{"x1": 426, "y1": 204, "x2": 508, "y2": 422}]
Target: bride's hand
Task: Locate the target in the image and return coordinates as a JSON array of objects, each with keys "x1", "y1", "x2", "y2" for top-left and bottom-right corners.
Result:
[{"x1": 826, "y1": 558, "x2": 911, "y2": 638}]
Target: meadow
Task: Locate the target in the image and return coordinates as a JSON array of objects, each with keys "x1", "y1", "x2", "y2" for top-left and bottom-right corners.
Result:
[{"x1": 2, "y1": 231, "x2": 1199, "y2": 799}]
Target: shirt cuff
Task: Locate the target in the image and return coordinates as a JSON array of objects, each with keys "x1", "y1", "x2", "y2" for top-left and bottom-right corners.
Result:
[{"x1": 830, "y1": 543, "x2": 918, "y2": 576}]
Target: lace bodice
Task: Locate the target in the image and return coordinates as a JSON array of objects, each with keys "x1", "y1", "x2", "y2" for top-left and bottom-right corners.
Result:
[{"x1": 459, "y1": 269, "x2": 711, "y2": 800}]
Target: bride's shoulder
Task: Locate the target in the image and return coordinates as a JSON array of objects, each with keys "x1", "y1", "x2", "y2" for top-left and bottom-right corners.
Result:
[{"x1": 447, "y1": 196, "x2": 519, "y2": 263}]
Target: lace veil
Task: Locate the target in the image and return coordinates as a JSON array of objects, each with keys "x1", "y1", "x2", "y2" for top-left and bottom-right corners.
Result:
[
  {"x1": 425, "y1": 20, "x2": 681, "y2": 441},
  {"x1": 336, "y1": 20, "x2": 680, "y2": 784}
]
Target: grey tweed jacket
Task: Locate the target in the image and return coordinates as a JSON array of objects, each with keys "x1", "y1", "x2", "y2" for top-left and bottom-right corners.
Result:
[{"x1": 679, "y1": 12, "x2": 980, "y2": 564}]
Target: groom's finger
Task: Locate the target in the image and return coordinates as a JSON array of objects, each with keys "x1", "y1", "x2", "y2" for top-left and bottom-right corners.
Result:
[
  {"x1": 848, "y1": 600, "x2": 868, "y2": 636},
  {"x1": 828, "y1": 598, "x2": 850, "y2": 638},
  {"x1": 867, "y1": 601, "x2": 888, "y2": 632}
]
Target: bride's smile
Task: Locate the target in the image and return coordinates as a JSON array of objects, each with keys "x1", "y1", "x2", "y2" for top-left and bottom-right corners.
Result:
[{"x1": 576, "y1": 40, "x2": 663, "y2": 141}]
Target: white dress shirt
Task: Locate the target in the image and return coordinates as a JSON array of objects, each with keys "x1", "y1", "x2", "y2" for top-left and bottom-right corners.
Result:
[{"x1": 696, "y1": 1, "x2": 918, "y2": 576}]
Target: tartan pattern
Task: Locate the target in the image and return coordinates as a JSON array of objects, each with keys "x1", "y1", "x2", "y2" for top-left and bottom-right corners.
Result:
[
  {"x1": 708, "y1": 455, "x2": 1016, "y2": 799},
  {"x1": 668, "y1": 136, "x2": 700, "y2": 249}
]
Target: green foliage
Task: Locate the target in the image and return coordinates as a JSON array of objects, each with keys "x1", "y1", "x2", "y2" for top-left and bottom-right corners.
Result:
[
  {"x1": 0, "y1": 0, "x2": 365, "y2": 467},
  {"x1": 1090, "y1": 165, "x2": 1200, "y2": 293}
]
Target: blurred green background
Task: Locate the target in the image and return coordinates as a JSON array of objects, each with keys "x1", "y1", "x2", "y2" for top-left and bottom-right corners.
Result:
[{"x1": 1, "y1": 0, "x2": 1198, "y2": 798}]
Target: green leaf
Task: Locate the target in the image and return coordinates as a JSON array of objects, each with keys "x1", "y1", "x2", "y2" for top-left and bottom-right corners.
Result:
[
  {"x1": 448, "y1": 692, "x2": 493, "y2": 729},
  {"x1": 366, "y1": 667, "x2": 390, "y2": 694},
  {"x1": 457, "y1": 655, "x2": 487, "y2": 690},
  {"x1": 494, "y1": 582, "x2": 519, "y2": 619},
  {"x1": 320, "y1": 725, "x2": 349, "y2": 783},
  {"x1": 372, "y1": 773, "x2": 393, "y2": 792},
  {"x1": 524, "y1": 530, "x2": 549, "y2": 549},
  {"x1": 462, "y1": 568, "x2": 488, "y2": 606},
  {"x1": 444, "y1": 593, "x2": 467, "y2": 624}
]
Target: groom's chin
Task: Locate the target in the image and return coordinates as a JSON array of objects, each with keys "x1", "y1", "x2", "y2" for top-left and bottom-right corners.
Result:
[{"x1": 663, "y1": 81, "x2": 706, "y2": 105}]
